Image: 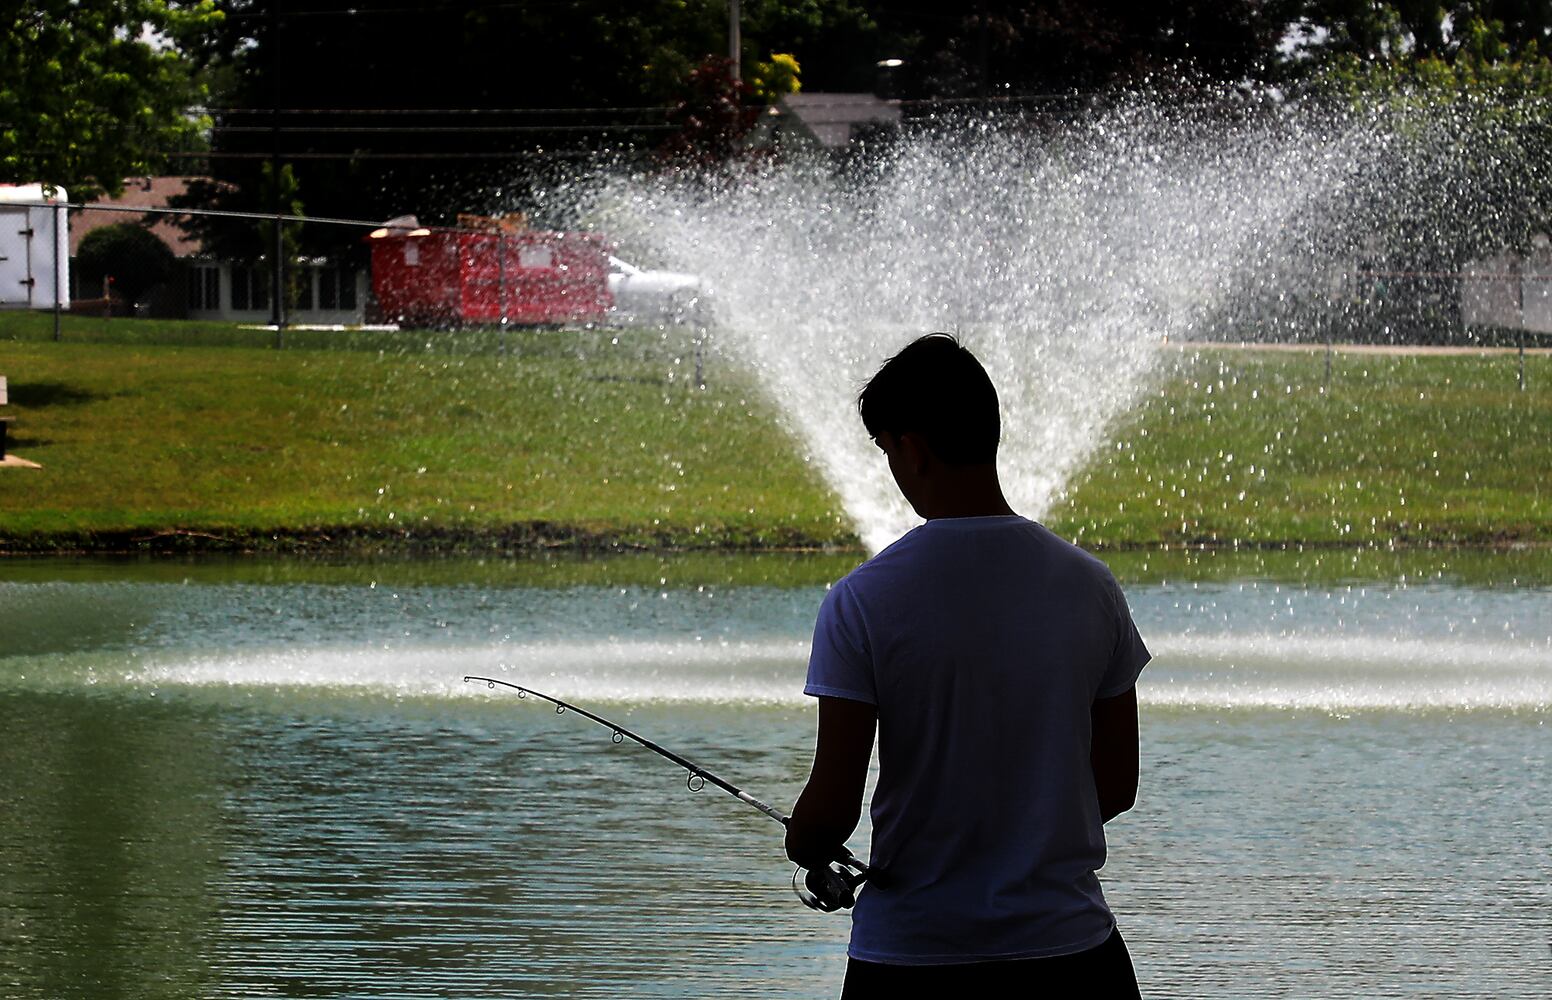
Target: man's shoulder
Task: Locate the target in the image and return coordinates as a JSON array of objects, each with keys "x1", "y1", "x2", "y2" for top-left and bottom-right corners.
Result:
[
  {"x1": 837, "y1": 518, "x2": 1121, "y2": 598},
  {"x1": 837, "y1": 525, "x2": 932, "y2": 590}
]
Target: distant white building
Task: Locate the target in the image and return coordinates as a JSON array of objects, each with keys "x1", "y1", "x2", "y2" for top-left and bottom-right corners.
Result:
[
  {"x1": 0, "y1": 183, "x2": 70, "y2": 310},
  {"x1": 1460, "y1": 238, "x2": 1552, "y2": 334},
  {"x1": 72, "y1": 177, "x2": 367, "y2": 324},
  {"x1": 752, "y1": 92, "x2": 903, "y2": 152},
  {"x1": 183, "y1": 258, "x2": 368, "y2": 326}
]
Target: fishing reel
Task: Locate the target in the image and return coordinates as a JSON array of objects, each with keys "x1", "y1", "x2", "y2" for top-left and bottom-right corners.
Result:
[{"x1": 792, "y1": 856, "x2": 871, "y2": 912}]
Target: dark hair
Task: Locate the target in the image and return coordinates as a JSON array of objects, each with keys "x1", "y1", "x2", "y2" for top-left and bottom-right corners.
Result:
[{"x1": 858, "y1": 333, "x2": 1000, "y2": 465}]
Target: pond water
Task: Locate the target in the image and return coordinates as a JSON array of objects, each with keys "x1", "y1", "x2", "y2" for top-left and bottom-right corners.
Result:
[{"x1": 1, "y1": 554, "x2": 1548, "y2": 998}]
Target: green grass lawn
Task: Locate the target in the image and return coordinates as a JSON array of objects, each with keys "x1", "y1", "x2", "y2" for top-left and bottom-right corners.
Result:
[
  {"x1": 2, "y1": 315, "x2": 1548, "y2": 553},
  {"x1": 0, "y1": 323, "x2": 848, "y2": 550},
  {"x1": 1044, "y1": 346, "x2": 1552, "y2": 547}
]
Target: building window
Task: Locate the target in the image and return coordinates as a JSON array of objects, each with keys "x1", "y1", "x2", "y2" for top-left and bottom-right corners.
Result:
[
  {"x1": 231, "y1": 266, "x2": 270, "y2": 311},
  {"x1": 294, "y1": 267, "x2": 315, "y2": 311},
  {"x1": 318, "y1": 267, "x2": 357, "y2": 311},
  {"x1": 188, "y1": 265, "x2": 219, "y2": 310},
  {"x1": 229, "y1": 269, "x2": 246, "y2": 310},
  {"x1": 519, "y1": 246, "x2": 554, "y2": 269}
]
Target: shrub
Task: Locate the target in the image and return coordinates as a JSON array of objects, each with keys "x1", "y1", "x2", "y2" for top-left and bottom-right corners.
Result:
[{"x1": 75, "y1": 223, "x2": 178, "y2": 306}]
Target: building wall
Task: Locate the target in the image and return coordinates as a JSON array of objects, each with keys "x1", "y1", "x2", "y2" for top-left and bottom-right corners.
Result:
[{"x1": 1461, "y1": 249, "x2": 1552, "y2": 334}]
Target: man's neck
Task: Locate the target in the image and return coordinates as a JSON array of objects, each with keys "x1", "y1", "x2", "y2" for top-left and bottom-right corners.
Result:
[{"x1": 916, "y1": 467, "x2": 1016, "y2": 520}]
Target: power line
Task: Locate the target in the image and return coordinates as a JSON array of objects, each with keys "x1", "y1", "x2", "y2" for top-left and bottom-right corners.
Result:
[
  {"x1": 206, "y1": 123, "x2": 676, "y2": 134},
  {"x1": 194, "y1": 94, "x2": 1088, "y2": 116},
  {"x1": 23, "y1": 198, "x2": 560, "y2": 235},
  {"x1": 153, "y1": 149, "x2": 617, "y2": 160},
  {"x1": 46, "y1": 200, "x2": 386, "y2": 229},
  {"x1": 219, "y1": 0, "x2": 586, "y2": 20},
  {"x1": 8, "y1": 122, "x2": 676, "y2": 136},
  {"x1": 196, "y1": 104, "x2": 679, "y2": 116}
]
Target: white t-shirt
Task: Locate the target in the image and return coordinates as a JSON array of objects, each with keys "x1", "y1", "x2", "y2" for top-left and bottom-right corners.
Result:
[{"x1": 805, "y1": 515, "x2": 1151, "y2": 965}]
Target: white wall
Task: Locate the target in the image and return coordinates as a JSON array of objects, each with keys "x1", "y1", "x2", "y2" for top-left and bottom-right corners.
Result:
[
  {"x1": 1460, "y1": 253, "x2": 1520, "y2": 329},
  {"x1": 1521, "y1": 248, "x2": 1552, "y2": 334},
  {"x1": 1461, "y1": 248, "x2": 1552, "y2": 334}
]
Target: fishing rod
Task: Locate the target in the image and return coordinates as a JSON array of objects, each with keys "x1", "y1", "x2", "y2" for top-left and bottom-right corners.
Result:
[{"x1": 463, "y1": 675, "x2": 873, "y2": 912}]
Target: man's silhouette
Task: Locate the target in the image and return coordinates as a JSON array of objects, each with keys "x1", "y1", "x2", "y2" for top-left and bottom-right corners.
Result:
[{"x1": 786, "y1": 334, "x2": 1148, "y2": 997}]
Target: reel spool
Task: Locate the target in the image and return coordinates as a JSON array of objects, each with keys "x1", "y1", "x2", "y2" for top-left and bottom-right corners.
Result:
[{"x1": 792, "y1": 858, "x2": 870, "y2": 912}]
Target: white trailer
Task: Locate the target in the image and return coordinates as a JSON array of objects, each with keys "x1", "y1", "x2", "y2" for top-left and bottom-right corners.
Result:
[{"x1": 0, "y1": 183, "x2": 70, "y2": 310}]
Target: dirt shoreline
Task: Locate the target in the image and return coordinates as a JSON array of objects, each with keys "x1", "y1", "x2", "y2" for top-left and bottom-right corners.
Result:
[
  {"x1": 2, "y1": 524, "x2": 1545, "y2": 559},
  {"x1": 0, "y1": 524, "x2": 862, "y2": 557}
]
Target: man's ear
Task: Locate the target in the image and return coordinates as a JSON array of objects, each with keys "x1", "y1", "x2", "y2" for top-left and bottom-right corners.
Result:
[{"x1": 897, "y1": 431, "x2": 933, "y2": 475}]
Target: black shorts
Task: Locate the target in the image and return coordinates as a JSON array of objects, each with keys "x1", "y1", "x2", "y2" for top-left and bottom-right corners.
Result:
[{"x1": 840, "y1": 926, "x2": 1141, "y2": 998}]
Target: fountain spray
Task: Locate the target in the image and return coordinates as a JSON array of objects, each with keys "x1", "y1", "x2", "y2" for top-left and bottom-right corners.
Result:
[
  {"x1": 463, "y1": 675, "x2": 872, "y2": 911},
  {"x1": 574, "y1": 98, "x2": 1423, "y2": 552}
]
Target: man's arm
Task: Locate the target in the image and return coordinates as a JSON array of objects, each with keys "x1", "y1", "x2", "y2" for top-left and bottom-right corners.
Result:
[
  {"x1": 785, "y1": 695, "x2": 878, "y2": 870},
  {"x1": 1091, "y1": 686, "x2": 1139, "y2": 823}
]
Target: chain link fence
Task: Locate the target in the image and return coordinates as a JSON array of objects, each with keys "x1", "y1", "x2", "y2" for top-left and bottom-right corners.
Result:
[
  {"x1": 0, "y1": 198, "x2": 709, "y2": 376},
  {"x1": 1, "y1": 193, "x2": 1547, "y2": 373}
]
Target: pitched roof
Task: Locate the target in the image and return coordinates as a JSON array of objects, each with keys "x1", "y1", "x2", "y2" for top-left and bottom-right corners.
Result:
[
  {"x1": 767, "y1": 93, "x2": 902, "y2": 149},
  {"x1": 70, "y1": 177, "x2": 210, "y2": 257}
]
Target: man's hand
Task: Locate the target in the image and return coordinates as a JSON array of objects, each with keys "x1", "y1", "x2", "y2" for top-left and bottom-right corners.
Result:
[{"x1": 786, "y1": 696, "x2": 877, "y2": 870}]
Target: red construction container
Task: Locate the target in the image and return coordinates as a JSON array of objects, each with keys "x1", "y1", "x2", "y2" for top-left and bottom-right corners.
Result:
[{"x1": 368, "y1": 228, "x2": 612, "y2": 327}]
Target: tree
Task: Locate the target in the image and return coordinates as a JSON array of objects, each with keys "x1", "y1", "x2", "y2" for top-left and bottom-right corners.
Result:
[
  {"x1": 1291, "y1": 6, "x2": 1552, "y2": 266},
  {"x1": 75, "y1": 223, "x2": 178, "y2": 306},
  {"x1": 1227, "y1": 4, "x2": 1552, "y2": 342},
  {"x1": 0, "y1": 0, "x2": 222, "y2": 198},
  {"x1": 657, "y1": 57, "x2": 762, "y2": 170},
  {"x1": 864, "y1": 1, "x2": 1295, "y2": 102},
  {"x1": 180, "y1": 0, "x2": 877, "y2": 228},
  {"x1": 750, "y1": 53, "x2": 804, "y2": 104}
]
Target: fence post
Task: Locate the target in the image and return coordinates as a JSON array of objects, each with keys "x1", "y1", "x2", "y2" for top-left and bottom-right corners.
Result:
[
  {"x1": 52, "y1": 201, "x2": 62, "y2": 342},
  {"x1": 273, "y1": 216, "x2": 285, "y2": 349},
  {"x1": 498, "y1": 232, "x2": 508, "y2": 356},
  {"x1": 269, "y1": 0, "x2": 284, "y2": 349},
  {"x1": 1518, "y1": 327, "x2": 1526, "y2": 392},
  {"x1": 694, "y1": 319, "x2": 706, "y2": 389}
]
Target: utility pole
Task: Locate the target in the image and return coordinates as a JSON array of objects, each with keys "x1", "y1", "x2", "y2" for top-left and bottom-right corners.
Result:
[
  {"x1": 977, "y1": 5, "x2": 990, "y2": 98},
  {"x1": 728, "y1": 0, "x2": 741, "y2": 82},
  {"x1": 269, "y1": 0, "x2": 286, "y2": 344}
]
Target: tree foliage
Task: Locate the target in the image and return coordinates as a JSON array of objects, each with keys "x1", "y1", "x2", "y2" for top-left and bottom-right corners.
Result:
[
  {"x1": 750, "y1": 53, "x2": 803, "y2": 104},
  {"x1": 865, "y1": 2, "x2": 1296, "y2": 99},
  {"x1": 179, "y1": 0, "x2": 875, "y2": 232},
  {"x1": 1289, "y1": 5, "x2": 1552, "y2": 266},
  {"x1": 0, "y1": 0, "x2": 222, "y2": 198},
  {"x1": 1282, "y1": 1, "x2": 1552, "y2": 68},
  {"x1": 155, "y1": 0, "x2": 1552, "y2": 259},
  {"x1": 657, "y1": 57, "x2": 762, "y2": 171}
]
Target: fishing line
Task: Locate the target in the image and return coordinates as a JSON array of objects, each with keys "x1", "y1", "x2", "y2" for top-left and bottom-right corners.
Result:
[{"x1": 464, "y1": 675, "x2": 872, "y2": 911}]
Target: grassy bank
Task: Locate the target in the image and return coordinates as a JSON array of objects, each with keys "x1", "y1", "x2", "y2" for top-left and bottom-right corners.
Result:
[
  {"x1": 2, "y1": 318, "x2": 1548, "y2": 554},
  {"x1": 0, "y1": 326, "x2": 848, "y2": 551},
  {"x1": 1044, "y1": 346, "x2": 1551, "y2": 547}
]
